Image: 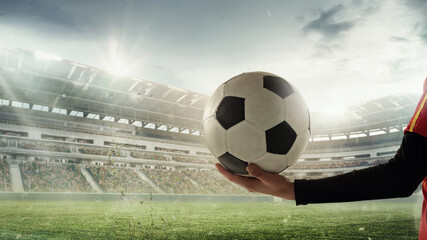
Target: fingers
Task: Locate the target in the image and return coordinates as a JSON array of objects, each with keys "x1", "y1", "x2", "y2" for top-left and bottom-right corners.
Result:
[
  {"x1": 215, "y1": 163, "x2": 239, "y2": 181},
  {"x1": 216, "y1": 163, "x2": 294, "y2": 200},
  {"x1": 246, "y1": 164, "x2": 277, "y2": 183},
  {"x1": 215, "y1": 163, "x2": 249, "y2": 183},
  {"x1": 215, "y1": 163, "x2": 261, "y2": 191}
]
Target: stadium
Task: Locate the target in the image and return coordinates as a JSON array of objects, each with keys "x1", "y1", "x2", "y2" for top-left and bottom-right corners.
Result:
[{"x1": 0, "y1": 48, "x2": 423, "y2": 239}]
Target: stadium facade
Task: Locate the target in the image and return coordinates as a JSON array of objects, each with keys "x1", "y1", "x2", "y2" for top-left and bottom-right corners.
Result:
[{"x1": 0, "y1": 48, "x2": 419, "y2": 195}]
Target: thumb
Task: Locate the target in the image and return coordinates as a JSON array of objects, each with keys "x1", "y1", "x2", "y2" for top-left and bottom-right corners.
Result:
[{"x1": 246, "y1": 164, "x2": 275, "y2": 182}]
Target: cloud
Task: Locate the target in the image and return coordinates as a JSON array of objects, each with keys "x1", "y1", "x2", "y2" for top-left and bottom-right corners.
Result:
[
  {"x1": 405, "y1": 0, "x2": 427, "y2": 8},
  {"x1": 390, "y1": 36, "x2": 409, "y2": 42},
  {"x1": 0, "y1": 1, "x2": 77, "y2": 28},
  {"x1": 301, "y1": 1, "x2": 383, "y2": 61},
  {"x1": 302, "y1": 5, "x2": 357, "y2": 39},
  {"x1": 292, "y1": 15, "x2": 305, "y2": 22},
  {"x1": 404, "y1": 0, "x2": 427, "y2": 43}
]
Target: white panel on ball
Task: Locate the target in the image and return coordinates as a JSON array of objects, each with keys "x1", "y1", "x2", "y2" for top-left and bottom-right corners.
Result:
[
  {"x1": 290, "y1": 84, "x2": 306, "y2": 100},
  {"x1": 224, "y1": 72, "x2": 263, "y2": 98},
  {"x1": 203, "y1": 117, "x2": 227, "y2": 158},
  {"x1": 283, "y1": 93, "x2": 309, "y2": 134},
  {"x1": 286, "y1": 130, "x2": 310, "y2": 166},
  {"x1": 255, "y1": 71, "x2": 281, "y2": 78},
  {"x1": 203, "y1": 84, "x2": 225, "y2": 121},
  {"x1": 252, "y1": 152, "x2": 288, "y2": 173},
  {"x1": 245, "y1": 88, "x2": 285, "y2": 130},
  {"x1": 226, "y1": 121, "x2": 266, "y2": 162}
]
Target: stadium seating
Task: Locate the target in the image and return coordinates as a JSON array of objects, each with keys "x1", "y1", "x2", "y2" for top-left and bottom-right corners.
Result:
[
  {"x1": 18, "y1": 140, "x2": 71, "y2": 153},
  {"x1": 0, "y1": 47, "x2": 419, "y2": 198},
  {"x1": 289, "y1": 157, "x2": 389, "y2": 170},
  {"x1": 0, "y1": 159, "x2": 12, "y2": 192},
  {"x1": 140, "y1": 168, "x2": 208, "y2": 194},
  {"x1": 19, "y1": 161, "x2": 93, "y2": 192},
  {"x1": 182, "y1": 169, "x2": 247, "y2": 194},
  {"x1": 87, "y1": 165, "x2": 156, "y2": 193},
  {"x1": 0, "y1": 129, "x2": 27, "y2": 137},
  {"x1": 2, "y1": 157, "x2": 394, "y2": 194},
  {"x1": 305, "y1": 132, "x2": 403, "y2": 154},
  {"x1": 78, "y1": 146, "x2": 124, "y2": 157},
  {"x1": 129, "y1": 151, "x2": 169, "y2": 161},
  {"x1": 139, "y1": 167, "x2": 248, "y2": 194},
  {"x1": 172, "y1": 156, "x2": 207, "y2": 164}
]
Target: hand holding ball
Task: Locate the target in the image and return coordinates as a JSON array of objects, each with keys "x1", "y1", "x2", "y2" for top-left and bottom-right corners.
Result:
[{"x1": 203, "y1": 72, "x2": 310, "y2": 175}]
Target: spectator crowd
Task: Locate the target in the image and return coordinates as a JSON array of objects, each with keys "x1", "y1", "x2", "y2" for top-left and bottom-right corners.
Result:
[
  {"x1": 183, "y1": 169, "x2": 247, "y2": 194},
  {"x1": 4, "y1": 156, "x2": 393, "y2": 195},
  {"x1": 20, "y1": 161, "x2": 93, "y2": 192},
  {"x1": 79, "y1": 146, "x2": 124, "y2": 157},
  {"x1": 87, "y1": 165, "x2": 156, "y2": 193},
  {"x1": 18, "y1": 141, "x2": 71, "y2": 153},
  {"x1": 0, "y1": 159, "x2": 12, "y2": 192},
  {"x1": 172, "y1": 156, "x2": 207, "y2": 164},
  {"x1": 289, "y1": 158, "x2": 389, "y2": 170},
  {"x1": 130, "y1": 151, "x2": 168, "y2": 161},
  {"x1": 140, "y1": 168, "x2": 207, "y2": 194}
]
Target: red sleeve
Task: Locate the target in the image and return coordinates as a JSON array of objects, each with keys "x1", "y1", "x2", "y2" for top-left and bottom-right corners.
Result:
[{"x1": 404, "y1": 77, "x2": 427, "y2": 137}]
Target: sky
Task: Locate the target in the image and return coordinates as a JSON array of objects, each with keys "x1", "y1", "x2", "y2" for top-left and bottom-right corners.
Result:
[{"x1": 0, "y1": 0, "x2": 426, "y2": 111}]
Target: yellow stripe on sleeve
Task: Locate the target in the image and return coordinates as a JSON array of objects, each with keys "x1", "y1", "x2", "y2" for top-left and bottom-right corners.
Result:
[{"x1": 409, "y1": 93, "x2": 427, "y2": 132}]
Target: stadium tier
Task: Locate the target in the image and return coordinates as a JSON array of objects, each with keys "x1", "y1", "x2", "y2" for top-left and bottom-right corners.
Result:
[
  {"x1": 0, "y1": 159, "x2": 12, "y2": 192},
  {"x1": 0, "y1": 48, "x2": 420, "y2": 194},
  {"x1": 87, "y1": 165, "x2": 156, "y2": 193},
  {"x1": 20, "y1": 161, "x2": 93, "y2": 192}
]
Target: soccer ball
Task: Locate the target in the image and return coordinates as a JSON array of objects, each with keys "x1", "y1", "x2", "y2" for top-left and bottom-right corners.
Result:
[{"x1": 203, "y1": 72, "x2": 310, "y2": 175}]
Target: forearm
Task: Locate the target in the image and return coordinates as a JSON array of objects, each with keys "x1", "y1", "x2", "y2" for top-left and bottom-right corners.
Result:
[
  {"x1": 295, "y1": 163, "x2": 413, "y2": 205},
  {"x1": 294, "y1": 133, "x2": 427, "y2": 205}
]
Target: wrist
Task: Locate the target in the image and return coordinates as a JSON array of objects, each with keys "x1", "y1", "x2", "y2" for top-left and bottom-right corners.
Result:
[
  {"x1": 285, "y1": 182, "x2": 295, "y2": 200},
  {"x1": 287, "y1": 182, "x2": 295, "y2": 200},
  {"x1": 277, "y1": 181, "x2": 295, "y2": 200}
]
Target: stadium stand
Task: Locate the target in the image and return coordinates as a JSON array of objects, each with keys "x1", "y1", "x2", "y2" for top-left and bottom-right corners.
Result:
[
  {"x1": 140, "y1": 167, "x2": 208, "y2": 194},
  {"x1": 0, "y1": 129, "x2": 28, "y2": 137},
  {"x1": 20, "y1": 161, "x2": 93, "y2": 192},
  {"x1": 305, "y1": 131, "x2": 403, "y2": 154},
  {"x1": 87, "y1": 165, "x2": 156, "y2": 193},
  {"x1": 172, "y1": 156, "x2": 208, "y2": 164},
  {"x1": 183, "y1": 169, "x2": 247, "y2": 194},
  {"x1": 0, "y1": 159, "x2": 12, "y2": 191},
  {"x1": 78, "y1": 146, "x2": 124, "y2": 157},
  {"x1": 0, "y1": 140, "x2": 6, "y2": 148},
  {"x1": 0, "y1": 48, "x2": 420, "y2": 195},
  {"x1": 18, "y1": 140, "x2": 71, "y2": 153},
  {"x1": 130, "y1": 151, "x2": 169, "y2": 161},
  {"x1": 289, "y1": 157, "x2": 389, "y2": 170}
]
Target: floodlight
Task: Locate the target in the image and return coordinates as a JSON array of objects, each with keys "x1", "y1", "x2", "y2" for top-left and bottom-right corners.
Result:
[
  {"x1": 34, "y1": 51, "x2": 62, "y2": 61},
  {"x1": 107, "y1": 62, "x2": 128, "y2": 76},
  {"x1": 412, "y1": 88, "x2": 423, "y2": 95},
  {"x1": 322, "y1": 105, "x2": 347, "y2": 117}
]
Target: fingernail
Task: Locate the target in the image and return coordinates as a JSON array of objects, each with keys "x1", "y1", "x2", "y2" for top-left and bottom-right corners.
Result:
[{"x1": 246, "y1": 165, "x2": 255, "y2": 173}]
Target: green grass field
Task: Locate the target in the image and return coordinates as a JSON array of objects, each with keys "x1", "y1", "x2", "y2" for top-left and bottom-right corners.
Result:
[{"x1": 0, "y1": 198, "x2": 422, "y2": 240}]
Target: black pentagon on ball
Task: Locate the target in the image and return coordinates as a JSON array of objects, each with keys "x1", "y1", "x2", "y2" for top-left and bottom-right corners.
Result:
[
  {"x1": 218, "y1": 152, "x2": 248, "y2": 175},
  {"x1": 263, "y1": 75, "x2": 294, "y2": 99},
  {"x1": 266, "y1": 121, "x2": 297, "y2": 154},
  {"x1": 215, "y1": 96, "x2": 245, "y2": 129}
]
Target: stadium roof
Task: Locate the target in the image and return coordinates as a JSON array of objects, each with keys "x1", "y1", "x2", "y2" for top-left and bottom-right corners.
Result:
[
  {"x1": 310, "y1": 91, "x2": 419, "y2": 137},
  {"x1": 0, "y1": 48, "x2": 210, "y2": 132},
  {"x1": 0, "y1": 48, "x2": 421, "y2": 138}
]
